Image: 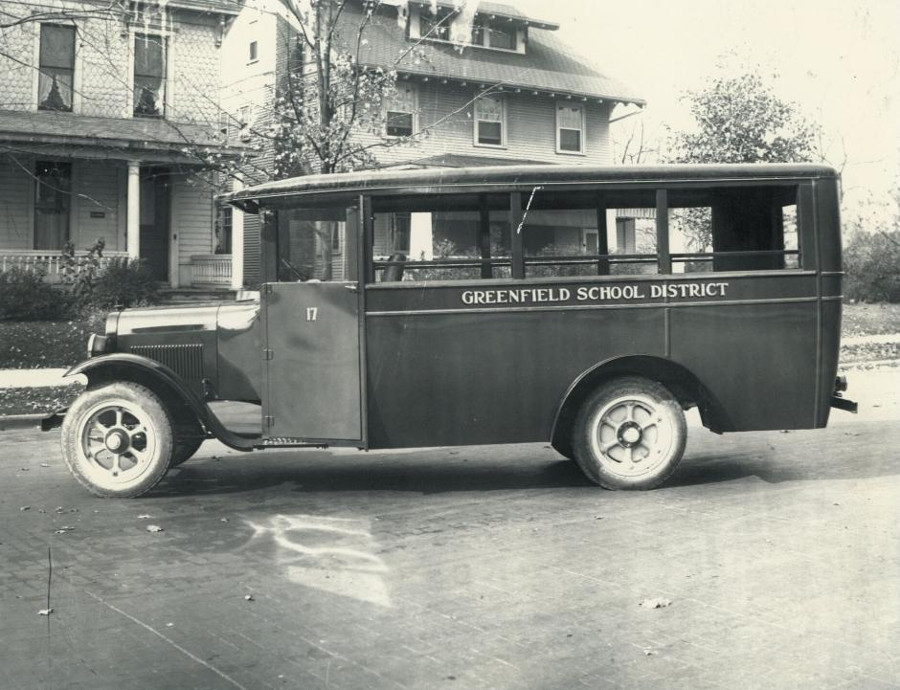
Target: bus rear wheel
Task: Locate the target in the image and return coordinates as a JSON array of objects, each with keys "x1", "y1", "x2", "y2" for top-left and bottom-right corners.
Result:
[{"x1": 573, "y1": 377, "x2": 686, "y2": 490}]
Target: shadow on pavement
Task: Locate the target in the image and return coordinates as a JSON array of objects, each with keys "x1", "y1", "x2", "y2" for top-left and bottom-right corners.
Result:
[
  {"x1": 144, "y1": 419, "x2": 900, "y2": 498},
  {"x1": 151, "y1": 450, "x2": 592, "y2": 498}
]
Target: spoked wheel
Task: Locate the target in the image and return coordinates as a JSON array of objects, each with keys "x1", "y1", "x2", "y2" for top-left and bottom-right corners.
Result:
[
  {"x1": 61, "y1": 382, "x2": 174, "y2": 498},
  {"x1": 573, "y1": 377, "x2": 686, "y2": 490}
]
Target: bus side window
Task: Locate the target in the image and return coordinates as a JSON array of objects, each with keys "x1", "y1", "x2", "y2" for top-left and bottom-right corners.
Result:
[
  {"x1": 522, "y1": 188, "x2": 658, "y2": 277},
  {"x1": 276, "y1": 205, "x2": 355, "y2": 282},
  {"x1": 371, "y1": 194, "x2": 511, "y2": 282},
  {"x1": 668, "y1": 186, "x2": 800, "y2": 273}
]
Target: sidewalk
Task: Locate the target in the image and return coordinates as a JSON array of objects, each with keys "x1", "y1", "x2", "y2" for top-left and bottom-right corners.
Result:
[{"x1": 0, "y1": 368, "x2": 83, "y2": 388}]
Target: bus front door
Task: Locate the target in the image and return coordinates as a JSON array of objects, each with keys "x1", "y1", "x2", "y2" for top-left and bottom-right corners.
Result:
[{"x1": 262, "y1": 282, "x2": 363, "y2": 443}]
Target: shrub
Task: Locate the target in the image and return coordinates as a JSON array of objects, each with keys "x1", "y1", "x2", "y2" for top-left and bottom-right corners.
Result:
[
  {"x1": 88, "y1": 257, "x2": 159, "y2": 309},
  {"x1": 0, "y1": 267, "x2": 73, "y2": 321},
  {"x1": 844, "y1": 230, "x2": 900, "y2": 303}
]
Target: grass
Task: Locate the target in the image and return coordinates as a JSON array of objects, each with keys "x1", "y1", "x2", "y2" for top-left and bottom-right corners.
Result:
[
  {"x1": 0, "y1": 311, "x2": 106, "y2": 369},
  {"x1": 841, "y1": 302, "x2": 900, "y2": 338}
]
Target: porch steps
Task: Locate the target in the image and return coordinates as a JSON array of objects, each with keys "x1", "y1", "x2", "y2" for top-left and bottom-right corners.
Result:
[{"x1": 158, "y1": 287, "x2": 238, "y2": 304}]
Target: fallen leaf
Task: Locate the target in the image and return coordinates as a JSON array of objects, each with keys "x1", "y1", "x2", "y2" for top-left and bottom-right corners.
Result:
[
  {"x1": 220, "y1": 518, "x2": 229, "y2": 523},
  {"x1": 146, "y1": 525, "x2": 164, "y2": 533},
  {"x1": 639, "y1": 598, "x2": 672, "y2": 609},
  {"x1": 644, "y1": 649, "x2": 657, "y2": 656},
  {"x1": 137, "y1": 514, "x2": 153, "y2": 519},
  {"x1": 244, "y1": 594, "x2": 254, "y2": 601},
  {"x1": 40, "y1": 463, "x2": 50, "y2": 468},
  {"x1": 38, "y1": 608, "x2": 53, "y2": 616},
  {"x1": 19, "y1": 506, "x2": 30, "y2": 512}
]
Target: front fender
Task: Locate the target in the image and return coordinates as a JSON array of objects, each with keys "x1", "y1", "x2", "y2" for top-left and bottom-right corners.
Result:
[{"x1": 64, "y1": 354, "x2": 257, "y2": 451}]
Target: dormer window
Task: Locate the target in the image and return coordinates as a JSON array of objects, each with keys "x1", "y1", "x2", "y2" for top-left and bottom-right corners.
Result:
[
  {"x1": 487, "y1": 23, "x2": 516, "y2": 50},
  {"x1": 411, "y1": 6, "x2": 525, "y2": 53},
  {"x1": 419, "y1": 8, "x2": 453, "y2": 41}
]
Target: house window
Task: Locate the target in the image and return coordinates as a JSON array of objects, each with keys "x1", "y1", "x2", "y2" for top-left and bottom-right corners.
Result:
[
  {"x1": 474, "y1": 94, "x2": 505, "y2": 147},
  {"x1": 419, "y1": 8, "x2": 454, "y2": 40},
  {"x1": 133, "y1": 33, "x2": 166, "y2": 117},
  {"x1": 249, "y1": 40, "x2": 258, "y2": 62},
  {"x1": 557, "y1": 103, "x2": 584, "y2": 153},
  {"x1": 34, "y1": 161, "x2": 72, "y2": 250},
  {"x1": 488, "y1": 23, "x2": 516, "y2": 50},
  {"x1": 216, "y1": 205, "x2": 232, "y2": 254},
  {"x1": 38, "y1": 25, "x2": 76, "y2": 112},
  {"x1": 385, "y1": 84, "x2": 416, "y2": 137}
]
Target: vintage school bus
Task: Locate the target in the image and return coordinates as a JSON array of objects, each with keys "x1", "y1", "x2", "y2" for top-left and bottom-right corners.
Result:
[{"x1": 51, "y1": 163, "x2": 857, "y2": 497}]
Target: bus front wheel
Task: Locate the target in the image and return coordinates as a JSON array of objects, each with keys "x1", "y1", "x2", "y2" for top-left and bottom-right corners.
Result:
[{"x1": 573, "y1": 377, "x2": 686, "y2": 490}]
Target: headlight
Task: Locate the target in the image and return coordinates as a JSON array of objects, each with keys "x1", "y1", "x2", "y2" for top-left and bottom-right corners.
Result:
[{"x1": 87, "y1": 333, "x2": 109, "y2": 358}]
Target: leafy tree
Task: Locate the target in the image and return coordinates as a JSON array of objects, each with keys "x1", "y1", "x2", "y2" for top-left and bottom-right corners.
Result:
[
  {"x1": 844, "y1": 229, "x2": 900, "y2": 303},
  {"x1": 668, "y1": 72, "x2": 820, "y2": 165},
  {"x1": 666, "y1": 71, "x2": 821, "y2": 250}
]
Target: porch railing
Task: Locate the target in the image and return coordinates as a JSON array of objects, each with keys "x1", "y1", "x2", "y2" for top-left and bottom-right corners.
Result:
[
  {"x1": 190, "y1": 254, "x2": 232, "y2": 287},
  {"x1": 0, "y1": 250, "x2": 129, "y2": 284}
]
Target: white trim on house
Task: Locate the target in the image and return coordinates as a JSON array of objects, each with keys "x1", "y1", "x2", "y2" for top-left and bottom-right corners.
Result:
[
  {"x1": 384, "y1": 82, "x2": 418, "y2": 138},
  {"x1": 473, "y1": 92, "x2": 506, "y2": 149},
  {"x1": 127, "y1": 28, "x2": 175, "y2": 119},
  {"x1": 556, "y1": 101, "x2": 586, "y2": 156}
]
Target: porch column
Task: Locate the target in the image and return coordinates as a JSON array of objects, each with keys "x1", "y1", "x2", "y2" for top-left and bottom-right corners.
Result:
[
  {"x1": 126, "y1": 160, "x2": 140, "y2": 259},
  {"x1": 230, "y1": 174, "x2": 244, "y2": 290}
]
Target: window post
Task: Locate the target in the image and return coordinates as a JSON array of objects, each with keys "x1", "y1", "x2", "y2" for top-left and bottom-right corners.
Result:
[
  {"x1": 479, "y1": 194, "x2": 492, "y2": 279},
  {"x1": 656, "y1": 189, "x2": 670, "y2": 274},
  {"x1": 510, "y1": 192, "x2": 524, "y2": 279},
  {"x1": 596, "y1": 194, "x2": 610, "y2": 275}
]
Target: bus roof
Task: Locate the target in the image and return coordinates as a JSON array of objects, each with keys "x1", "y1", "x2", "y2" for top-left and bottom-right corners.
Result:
[{"x1": 226, "y1": 163, "x2": 838, "y2": 208}]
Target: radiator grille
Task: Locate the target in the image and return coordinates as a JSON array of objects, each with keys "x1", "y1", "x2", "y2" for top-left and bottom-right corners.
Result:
[{"x1": 130, "y1": 343, "x2": 204, "y2": 380}]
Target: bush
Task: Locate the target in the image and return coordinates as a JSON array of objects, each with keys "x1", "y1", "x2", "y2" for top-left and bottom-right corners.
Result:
[
  {"x1": 88, "y1": 257, "x2": 159, "y2": 309},
  {"x1": 0, "y1": 267, "x2": 73, "y2": 321},
  {"x1": 844, "y1": 230, "x2": 900, "y2": 303}
]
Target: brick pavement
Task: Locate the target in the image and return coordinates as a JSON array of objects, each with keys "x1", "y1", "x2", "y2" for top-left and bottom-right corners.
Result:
[{"x1": 1, "y1": 417, "x2": 899, "y2": 689}]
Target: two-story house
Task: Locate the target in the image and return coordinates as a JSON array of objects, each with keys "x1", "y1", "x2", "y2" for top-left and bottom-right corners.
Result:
[
  {"x1": 0, "y1": 0, "x2": 244, "y2": 290},
  {"x1": 221, "y1": 0, "x2": 645, "y2": 286}
]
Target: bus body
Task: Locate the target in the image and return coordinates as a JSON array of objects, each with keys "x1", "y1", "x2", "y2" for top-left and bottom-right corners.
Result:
[{"x1": 54, "y1": 164, "x2": 856, "y2": 497}]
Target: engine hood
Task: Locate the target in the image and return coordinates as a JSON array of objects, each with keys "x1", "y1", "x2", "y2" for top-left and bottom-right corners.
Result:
[{"x1": 114, "y1": 303, "x2": 222, "y2": 336}]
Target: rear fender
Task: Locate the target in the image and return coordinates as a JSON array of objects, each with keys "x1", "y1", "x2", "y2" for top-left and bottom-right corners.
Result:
[
  {"x1": 550, "y1": 355, "x2": 733, "y2": 456},
  {"x1": 65, "y1": 354, "x2": 257, "y2": 451}
]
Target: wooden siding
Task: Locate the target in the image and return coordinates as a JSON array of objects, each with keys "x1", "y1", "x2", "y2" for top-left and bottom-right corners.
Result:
[
  {"x1": 356, "y1": 82, "x2": 613, "y2": 167},
  {"x1": 170, "y1": 172, "x2": 214, "y2": 285},
  {"x1": 0, "y1": 156, "x2": 34, "y2": 249},
  {"x1": 72, "y1": 160, "x2": 123, "y2": 250}
]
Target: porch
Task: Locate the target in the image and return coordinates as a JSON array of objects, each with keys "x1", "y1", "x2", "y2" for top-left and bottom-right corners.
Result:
[{"x1": 0, "y1": 250, "x2": 234, "y2": 288}]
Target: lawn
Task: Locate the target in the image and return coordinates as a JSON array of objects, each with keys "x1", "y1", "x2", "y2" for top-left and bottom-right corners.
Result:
[
  {"x1": 0, "y1": 311, "x2": 106, "y2": 369},
  {"x1": 841, "y1": 302, "x2": 900, "y2": 338}
]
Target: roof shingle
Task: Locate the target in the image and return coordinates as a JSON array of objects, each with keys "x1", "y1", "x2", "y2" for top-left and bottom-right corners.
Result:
[{"x1": 346, "y1": 4, "x2": 643, "y2": 104}]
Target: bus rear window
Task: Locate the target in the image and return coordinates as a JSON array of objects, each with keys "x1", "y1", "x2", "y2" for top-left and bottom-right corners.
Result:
[{"x1": 668, "y1": 185, "x2": 800, "y2": 272}]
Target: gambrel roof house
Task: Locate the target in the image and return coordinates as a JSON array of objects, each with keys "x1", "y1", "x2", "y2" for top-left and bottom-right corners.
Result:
[{"x1": 223, "y1": 0, "x2": 644, "y2": 284}]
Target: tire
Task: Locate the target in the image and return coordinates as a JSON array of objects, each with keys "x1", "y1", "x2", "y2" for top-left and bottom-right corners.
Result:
[
  {"x1": 61, "y1": 382, "x2": 175, "y2": 498},
  {"x1": 572, "y1": 377, "x2": 687, "y2": 490}
]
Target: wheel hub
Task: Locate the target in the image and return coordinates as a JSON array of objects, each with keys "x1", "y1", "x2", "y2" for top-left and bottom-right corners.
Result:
[
  {"x1": 104, "y1": 429, "x2": 130, "y2": 454},
  {"x1": 617, "y1": 421, "x2": 643, "y2": 448}
]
